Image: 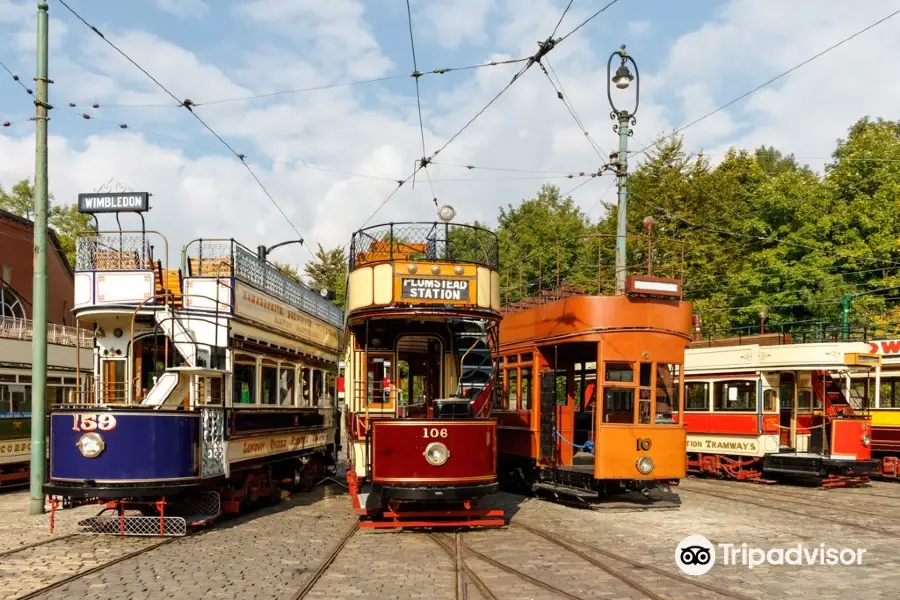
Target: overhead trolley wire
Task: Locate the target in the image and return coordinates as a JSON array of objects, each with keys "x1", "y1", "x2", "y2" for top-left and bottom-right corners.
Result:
[
  {"x1": 632, "y1": 7, "x2": 900, "y2": 160},
  {"x1": 353, "y1": 0, "x2": 620, "y2": 231},
  {"x1": 404, "y1": 0, "x2": 437, "y2": 203},
  {"x1": 56, "y1": 0, "x2": 312, "y2": 253}
]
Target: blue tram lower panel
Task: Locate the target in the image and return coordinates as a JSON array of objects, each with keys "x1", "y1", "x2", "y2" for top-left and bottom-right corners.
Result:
[{"x1": 49, "y1": 412, "x2": 200, "y2": 483}]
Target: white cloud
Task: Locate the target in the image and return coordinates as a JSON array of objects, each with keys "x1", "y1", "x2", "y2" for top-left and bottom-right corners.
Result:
[
  {"x1": 627, "y1": 20, "x2": 652, "y2": 36},
  {"x1": 2, "y1": 0, "x2": 899, "y2": 271},
  {"x1": 156, "y1": 0, "x2": 208, "y2": 19},
  {"x1": 417, "y1": 0, "x2": 497, "y2": 49}
]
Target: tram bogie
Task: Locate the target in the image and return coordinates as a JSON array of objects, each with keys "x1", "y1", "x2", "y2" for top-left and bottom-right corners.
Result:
[
  {"x1": 42, "y1": 230, "x2": 343, "y2": 535},
  {"x1": 343, "y1": 219, "x2": 504, "y2": 529}
]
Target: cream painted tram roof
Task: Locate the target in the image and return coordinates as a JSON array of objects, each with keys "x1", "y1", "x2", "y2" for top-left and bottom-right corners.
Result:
[{"x1": 685, "y1": 341, "x2": 872, "y2": 374}]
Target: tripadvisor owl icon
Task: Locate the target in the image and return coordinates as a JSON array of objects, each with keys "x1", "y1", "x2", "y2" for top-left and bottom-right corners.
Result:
[{"x1": 676, "y1": 534, "x2": 716, "y2": 576}]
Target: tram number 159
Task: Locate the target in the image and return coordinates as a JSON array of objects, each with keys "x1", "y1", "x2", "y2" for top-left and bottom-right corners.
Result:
[
  {"x1": 423, "y1": 427, "x2": 448, "y2": 439},
  {"x1": 72, "y1": 414, "x2": 118, "y2": 432}
]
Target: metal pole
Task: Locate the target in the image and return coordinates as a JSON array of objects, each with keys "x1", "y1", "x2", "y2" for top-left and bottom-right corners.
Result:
[
  {"x1": 30, "y1": 0, "x2": 50, "y2": 516},
  {"x1": 614, "y1": 113, "x2": 630, "y2": 294},
  {"x1": 841, "y1": 295, "x2": 851, "y2": 342}
]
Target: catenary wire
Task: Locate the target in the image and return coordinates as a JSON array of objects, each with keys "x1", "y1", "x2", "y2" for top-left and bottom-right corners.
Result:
[
  {"x1": 632, "y1": 8, "x2": 900, "y2": 160},
  {"x1": 405, "y1": 0, "x2": 437, "y2": 203}
]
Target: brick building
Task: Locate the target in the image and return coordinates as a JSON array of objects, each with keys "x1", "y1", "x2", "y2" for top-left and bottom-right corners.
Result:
[{"x1": 0, "y1": 208, "x2": 74, "y2": 325}]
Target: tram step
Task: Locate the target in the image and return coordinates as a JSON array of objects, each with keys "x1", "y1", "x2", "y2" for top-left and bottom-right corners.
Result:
[{"x1": 533, "y1": 482, "x2": 600, "y2": 500}]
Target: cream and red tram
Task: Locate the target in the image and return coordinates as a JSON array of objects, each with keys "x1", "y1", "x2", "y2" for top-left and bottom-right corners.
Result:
[
  {"x1": 847, "y1": 338, "x2": 900, "y2": 479},
  {"x1": 684, "y1": 337, "x2": 879, "y2": 486},
  {"x1": 494, "y1": 273, "x2": 693, "y2": 505},
  {"x1": 43, "y1": 224, "x2": 342, "y2": 535},
  {"x1": 343, "y1": 218, "x2": 503, "y2": 528}
]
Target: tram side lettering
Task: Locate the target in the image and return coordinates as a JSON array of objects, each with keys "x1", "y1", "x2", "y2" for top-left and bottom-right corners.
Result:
[{"x1": 401, "y1": 277, "x2": 471, "y2": 301}]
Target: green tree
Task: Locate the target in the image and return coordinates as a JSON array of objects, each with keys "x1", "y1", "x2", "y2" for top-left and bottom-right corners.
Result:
[
  {"x1": 303, "y1": 244, "x2": 347, "y2": 308},
  {"x1": 0, "y1": 178, "x2": 94, "y2": 267},
  {"x1": 497, "y1": 184, "x2": 593, "y2": 302}
]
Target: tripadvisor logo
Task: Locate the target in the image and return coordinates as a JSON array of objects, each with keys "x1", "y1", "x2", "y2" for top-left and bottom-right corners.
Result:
[{"x1": 675, "y1": 535, "x2": 867, "y2": 575}]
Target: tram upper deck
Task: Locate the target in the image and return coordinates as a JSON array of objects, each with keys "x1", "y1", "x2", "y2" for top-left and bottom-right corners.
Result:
[{"x1": 345, "y1": 221, "x2": 501, "y2": 321}]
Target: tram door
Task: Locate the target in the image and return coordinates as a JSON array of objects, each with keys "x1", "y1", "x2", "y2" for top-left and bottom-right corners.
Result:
[
  {"x1": 778, "y1": 373, "x2": 795, "y2": 448},
  {"x1": 540, "y1": 371, "x2": 556, "y2": 463}
]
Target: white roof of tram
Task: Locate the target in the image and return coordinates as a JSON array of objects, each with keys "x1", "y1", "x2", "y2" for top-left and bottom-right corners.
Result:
[{"x1": 684, "y1": 341, "x2": 873, "y2": 374}]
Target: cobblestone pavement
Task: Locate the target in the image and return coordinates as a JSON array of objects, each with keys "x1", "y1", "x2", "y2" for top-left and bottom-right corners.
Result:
[{"x1": 1, "y1": 477, "x2": 898, "y2": 599}]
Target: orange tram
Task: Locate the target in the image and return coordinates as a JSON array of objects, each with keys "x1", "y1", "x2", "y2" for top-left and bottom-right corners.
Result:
[
  {"x1": 494, "y1": 275, "x2": 693, "y2": 505},
  {"x1": 684, "y1": 333, "x2": 880, "y2": 487},
  {"x1": 342, "y1": 214, "x2": 504, "y2": 529}
]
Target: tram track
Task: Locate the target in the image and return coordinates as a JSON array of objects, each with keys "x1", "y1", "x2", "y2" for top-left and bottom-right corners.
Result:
[
  {"x1": 678, "y1": 486, "x2": 900, "y2": 537},
  {"x1": 681, "y1": 479, "x2": 900, "y2": 523},
  {"x1": 15, "y1": 537, "x2": 177, "y2": 600},
  {"x1": 513, "y1": 521, "x2": 755, "y2": 600},
  {"x1": 0, "y1": 533, "x2": 77, "y2": 559},
  {"x1": 290, "y1": 520, "x2": 359, "y2": 600}
]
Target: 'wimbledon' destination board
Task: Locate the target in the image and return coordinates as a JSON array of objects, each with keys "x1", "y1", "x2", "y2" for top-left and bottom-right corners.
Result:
[
  {"x1": 78, "y1": 192, "x2": 150, "y2": 213},
  {"x1": 400, "y1": 277, "x2": 472, "y2": 302}
]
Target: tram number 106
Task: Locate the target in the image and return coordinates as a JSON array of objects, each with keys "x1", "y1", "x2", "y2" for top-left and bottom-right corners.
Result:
[
  {"x1": 72, "y1": 414, "x2": 118, "y2": 432},
  {"x1": 423, "y1": 427, "x2": 448, "y2": 439}
]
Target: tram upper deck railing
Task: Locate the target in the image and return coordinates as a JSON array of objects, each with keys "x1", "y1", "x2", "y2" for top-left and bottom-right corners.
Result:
[
  {"x1": 183, "y1": 238, "x2": 344, "y2": 328},
  {"x1": 349, "y1": 222, "x2": 499, "y2": 271}
]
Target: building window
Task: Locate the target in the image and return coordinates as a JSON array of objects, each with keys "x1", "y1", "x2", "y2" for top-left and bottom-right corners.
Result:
[{"x1": 0, "y1": 283, "x2": 25, "y2": 319}]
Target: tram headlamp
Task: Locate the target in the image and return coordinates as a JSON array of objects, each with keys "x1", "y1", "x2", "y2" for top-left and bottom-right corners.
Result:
[
  {"x1": 862, "y1": 434, "x2": 871, "y2": 447},
  {"x1": 636, "y1": 456, "x2": 654, "y2": 475},
  {"x1": 77, "y1": 432, "x2": 105, "y2": 458},
  {"x1": 424, "y1": 442, "x2": 450, "y2": 466}
]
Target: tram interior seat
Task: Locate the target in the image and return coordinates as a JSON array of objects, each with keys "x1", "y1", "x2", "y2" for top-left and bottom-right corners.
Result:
[{"x1": 432, "y1": 398, "x2": 474, "y2": 419}]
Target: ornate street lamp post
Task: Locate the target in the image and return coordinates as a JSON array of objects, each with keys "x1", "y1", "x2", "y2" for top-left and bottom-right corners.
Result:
[{"x1": 606, "y1": 45, "x2": 640, "y2": 295}]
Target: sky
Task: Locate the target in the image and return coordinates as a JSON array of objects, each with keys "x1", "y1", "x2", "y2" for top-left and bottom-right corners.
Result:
[{"x1": 1, "y1": 0, "x2": 899, "y2": 272}]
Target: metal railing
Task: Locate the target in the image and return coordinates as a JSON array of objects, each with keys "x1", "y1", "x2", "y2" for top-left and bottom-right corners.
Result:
[
  {"x1": 692, "y1": 320, "x2": 900, "y2": 346},
  {"x1": 182, "y1": 238, "x2": 344, "y2": 328},
  {"x1": 0, "y1": 316, "x2": 93, "y2": 348},
  {"x1": 349, "y1": 222, "x2": 500, "y2": 270},
  {"x1": 75, "y1": 232, "x2": 156, "y2": 272}
]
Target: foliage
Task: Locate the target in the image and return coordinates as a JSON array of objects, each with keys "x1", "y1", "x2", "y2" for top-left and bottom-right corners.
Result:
[
  {"x1": 493, "y1": 117, "x2": 900, "y2": 339},
  {"x1": 303, "y1": 243, "x2": 347, "y2": 309},
  {"x1": 0, "y1": 178, "x2": 95, "y2": 267}
]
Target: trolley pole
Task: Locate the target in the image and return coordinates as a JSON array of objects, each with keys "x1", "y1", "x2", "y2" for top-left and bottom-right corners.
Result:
[
  {"x1": 605, "y1": 45, "x2": 639, "y2": 295},
  {"x1": 30, "y1": 0, "x2": 50, "y2": 516}
]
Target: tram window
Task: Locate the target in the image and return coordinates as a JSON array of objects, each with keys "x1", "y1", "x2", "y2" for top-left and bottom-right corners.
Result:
[
  {"x1": 763, "y1": 389, "x2": 778, "y2": 412},
  {"x1": 506, "y1": 355, "x2": 518, "y2": 364},
  {"x1": 520, "y1": 353, "x2": 533, "y2": 363},
  {"x1": 655, "y1": 364, "x2": 680, "y2": 422},
  {"x1": 260, "y1": 364, "x2": 278, "y2": 405},
  {"x1": 506, "y1": 368, "x2": 518, "y2": 411},
  {"x1": 366, "y1": 356, "x2": 391, "y2": 405},
  {"x1": 8, "y1": 385, "x2": 30, "y2": 412},
  {"x1": 684, "y1": 382, "x2": 709, "y2": 411},
  {"x1": 0, "y1": 386, "x2": 10, "y2": 412},
  {"x1": 520, "y1": 368, "x2": 532, "y2": 411},
  {"x1": 312, "y1": 370, "x2": 324, "y2": 406},
  {"x1": 880, "y1": 380, "x2": 900, "y2": 408},
  {"x1": 0, "y1": 374, "x2": 14, "y2": 383},
  {"x1": 302, "y1": 367, "x2": 312, "y2": 406},
  {"x1": 602, "y1": 387, "x2": 634, "y2": 423},
  {"x1": 713, "y1": 381, "x2": 756, "y2": 411},
  {"x1": 605, "y1": 363, "x2": 634, "y2": 383},
  {"x1": 279, "y1": 367, "x2": 295, "y2": 406},
  {"x1": 233, "y1": 363, "x2": 256, "y2": 404}
]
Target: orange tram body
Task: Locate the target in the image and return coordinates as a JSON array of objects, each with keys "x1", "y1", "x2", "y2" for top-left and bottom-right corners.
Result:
[
  {"x1": 342, "y1": 221, "x2": 504, "y2": 529},
  {"x1": 494, "y1": 281, "x2": 694, "y2": 504},
  {"x1": 684, "y1": 334, "x2": 880, "y2": 487}
]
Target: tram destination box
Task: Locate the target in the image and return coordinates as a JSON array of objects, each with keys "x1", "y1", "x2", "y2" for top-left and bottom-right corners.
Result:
[{"x1": 400, "y1": 276, "x2": 473, "y2": 303}]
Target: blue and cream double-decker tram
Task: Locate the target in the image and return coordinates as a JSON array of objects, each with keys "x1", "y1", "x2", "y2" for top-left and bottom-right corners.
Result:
[{"x1": 43, "y1": 216, "x2": 343, "y2": 535}]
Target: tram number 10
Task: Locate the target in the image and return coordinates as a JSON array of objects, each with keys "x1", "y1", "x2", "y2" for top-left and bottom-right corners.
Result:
[
  {"x1": 423, "y1": 427, "x2": 448, "y2": 439},
  {"x1": 72, "y1": 414, "x2": 118, "y2": 432}
]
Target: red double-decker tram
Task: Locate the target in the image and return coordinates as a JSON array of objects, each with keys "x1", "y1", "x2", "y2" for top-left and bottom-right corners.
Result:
[{"x1": 342, "y1": 213, "x2": 504, "y2": 529}]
